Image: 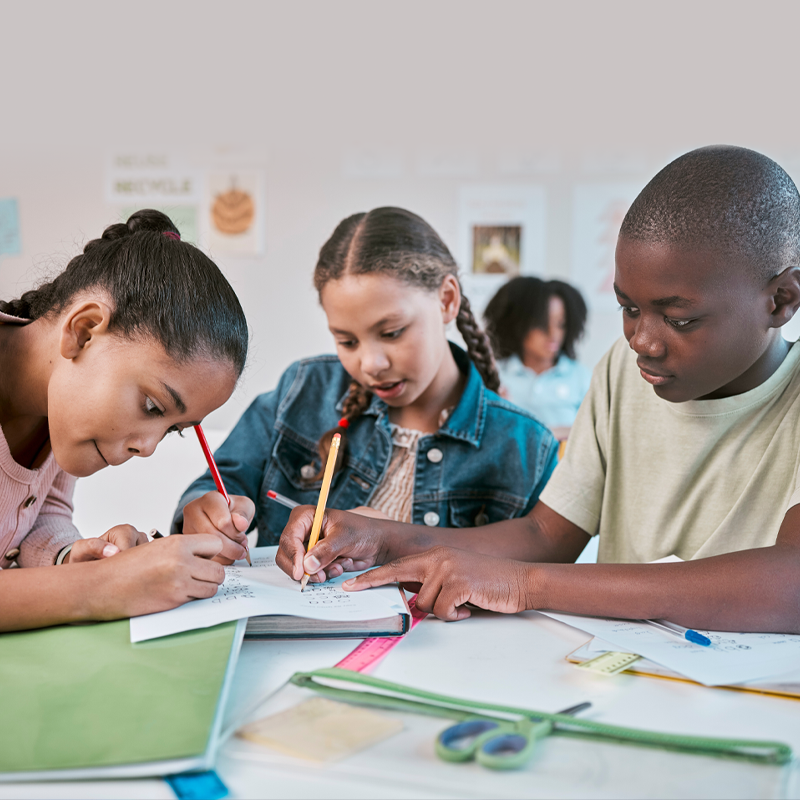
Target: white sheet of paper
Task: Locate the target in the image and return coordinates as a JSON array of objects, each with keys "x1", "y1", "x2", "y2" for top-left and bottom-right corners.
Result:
[
  {"x1": 130, "y1": 546, "x2": 407, "y2": 643},
  {"x1": 541, "y1": 611, "x2": 800, "y2": 686},
  {"x1": 580, "y1": 636, "x2": 800, "y2": 688}
]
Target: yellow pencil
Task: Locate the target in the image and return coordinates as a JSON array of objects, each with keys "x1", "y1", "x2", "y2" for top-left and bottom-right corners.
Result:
[{"x1": 300, "y1": 432, "x2": 341, "y2": 592}]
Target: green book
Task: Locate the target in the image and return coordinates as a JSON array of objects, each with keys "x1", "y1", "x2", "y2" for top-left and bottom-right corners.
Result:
[{"x1": 0, "y1": 617, "x2": 245, "y2": 780}]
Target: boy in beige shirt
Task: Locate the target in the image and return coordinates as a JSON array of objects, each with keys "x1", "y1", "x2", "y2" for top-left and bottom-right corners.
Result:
[{"x1": 274, "y1": 145, "x2": 800, "y2": 634}]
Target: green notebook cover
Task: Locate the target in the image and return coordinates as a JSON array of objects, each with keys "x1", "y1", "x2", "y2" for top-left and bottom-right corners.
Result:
[{"x1": 0, "y1": 618, "x2": 243, "y2": 779}]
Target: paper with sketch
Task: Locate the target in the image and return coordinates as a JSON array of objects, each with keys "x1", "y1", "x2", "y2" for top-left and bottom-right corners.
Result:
[
  {"x1": 130, "y1": 546, "x2": 407, "y2": 643},
  {"x1": 540, "y1": 611, "x2": 800, "y2": 686}
]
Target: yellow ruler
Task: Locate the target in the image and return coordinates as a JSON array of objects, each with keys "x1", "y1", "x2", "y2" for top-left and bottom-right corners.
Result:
[{"x1": 576, "y1": 651, "x2": 642, "y2": 675}]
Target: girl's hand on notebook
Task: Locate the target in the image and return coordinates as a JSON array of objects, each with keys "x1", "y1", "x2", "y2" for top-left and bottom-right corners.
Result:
[
  {"x1": 341, "y1": 546, "x2": 534, "y2": 621},
  {"x1": 182, "y1": 491, "x2": 254, "y2": 565},
  {"x1": 93, "y1": 534, "x2": 226, "y2": 619},
  {"x1": 63, "y1": 525, "x2": 149, "y2": 563},
  {"x1": 277, "y1": 506, "x2": 387, "y2": 583}
]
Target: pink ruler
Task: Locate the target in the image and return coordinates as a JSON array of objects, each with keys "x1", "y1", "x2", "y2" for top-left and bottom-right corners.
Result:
[{"x1": 335, "y1": 595, "x2": 428, "y2": 674}]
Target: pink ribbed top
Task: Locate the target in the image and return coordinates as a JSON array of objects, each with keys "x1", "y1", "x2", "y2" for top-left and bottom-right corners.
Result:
[{"x1": 0, "y1": 311, "x2": 79, "y2": 567}]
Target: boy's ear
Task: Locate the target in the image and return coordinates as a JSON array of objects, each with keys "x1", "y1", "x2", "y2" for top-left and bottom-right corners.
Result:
[
  {"x1": 59, "y1": 300, "x2": 113, "y2": 360},
  {"x1": 767, "y1": 266, "x2": 800, "y2": 329},
  {"x1": 439, "y1": 274, "x2": 461, "y2": 325}
]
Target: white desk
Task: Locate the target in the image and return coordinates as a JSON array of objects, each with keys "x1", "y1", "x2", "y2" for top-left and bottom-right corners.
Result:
[
  {"x1": 3, "y1": 431, "x2": 797, "y2": 798},
  {"x1": 3, "y1": 611, "x2": 798, "y2": 799}
]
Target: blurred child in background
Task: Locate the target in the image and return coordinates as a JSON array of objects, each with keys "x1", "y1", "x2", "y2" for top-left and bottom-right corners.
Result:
[{"x1": 484, "y1": 277, "x2": 590, "y2": 439}]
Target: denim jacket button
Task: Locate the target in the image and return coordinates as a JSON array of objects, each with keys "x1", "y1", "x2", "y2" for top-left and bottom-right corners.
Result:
[
  {"x1": 423, "y1": 512, "x2": 440, "y2": 526},
  {"x1": 300, "y1": 464, "x2": 317, "y2": 480},
  {"x1": 426, "y1": 448, "x2": 443, "y2": 463}
]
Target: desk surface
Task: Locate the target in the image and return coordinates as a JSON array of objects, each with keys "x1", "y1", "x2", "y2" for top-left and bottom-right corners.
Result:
[{"x1": 2, "y1": 610, "x2": 799, "y2": 799}]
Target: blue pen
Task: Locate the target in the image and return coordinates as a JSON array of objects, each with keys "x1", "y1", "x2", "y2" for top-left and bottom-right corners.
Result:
[{"x1": 643, "y1": 619, "x2": 712, "y2": 647}]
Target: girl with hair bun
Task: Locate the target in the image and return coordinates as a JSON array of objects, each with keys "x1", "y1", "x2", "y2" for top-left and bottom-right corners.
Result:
[
  {"x1": 176, "y1": 207, "x2": 558, "y2": 553},
  {"x1": 0, "y1": 209, "x2": 250, "y2": 631}
]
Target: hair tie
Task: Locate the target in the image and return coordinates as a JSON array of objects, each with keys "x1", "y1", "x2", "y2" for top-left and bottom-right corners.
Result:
[
  {"x1": 163, "y1": 231, "x2": 181, "y2": 241},
  {"x1": 337, "y1": 418, "x2": 350, "y2": 429}
]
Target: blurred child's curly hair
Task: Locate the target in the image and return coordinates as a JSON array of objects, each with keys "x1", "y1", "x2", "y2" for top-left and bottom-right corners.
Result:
[
  {"x1": 484, "y1": 277, "x2": 587, "y2": 362},
  {"x1": 620, "y1": 145, "x2": 800, "y2": 282}
]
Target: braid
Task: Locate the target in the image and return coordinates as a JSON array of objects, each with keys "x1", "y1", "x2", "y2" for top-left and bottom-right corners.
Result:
[
  {"x1": 0, "y1": 289, "x2": 39, "y2": 319},
  {"x1": 309, "y1": 381, "x2": 373, "y2": 482},
  {"x1": 341, "y1": 380, "x2": 373, "y2": 419},
  {"x1": 456, "y1": 292, "x2": 500, "y2": 392}
]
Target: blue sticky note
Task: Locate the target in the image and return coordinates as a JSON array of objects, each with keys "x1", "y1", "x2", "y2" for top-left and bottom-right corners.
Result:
[
  {"x1": 165, "y1": 770, "x2": 229, "y2": 800},
  {"x1": 0, "y1": 198, "x2": 21, "y2": 256}
]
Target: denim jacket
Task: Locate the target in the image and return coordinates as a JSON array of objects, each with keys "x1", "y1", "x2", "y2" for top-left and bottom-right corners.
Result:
[{"x1": 173, "y1": 344, "x2": 558, "y2": 545}]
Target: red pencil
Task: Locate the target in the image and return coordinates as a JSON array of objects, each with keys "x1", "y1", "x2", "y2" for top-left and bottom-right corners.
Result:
[{"x1": 194, "y1": 424, "x2": 251, "y2": 566}]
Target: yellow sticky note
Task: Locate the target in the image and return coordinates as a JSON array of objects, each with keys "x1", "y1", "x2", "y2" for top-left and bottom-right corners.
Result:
[{"x1": 237, "y1": 697, "x2": 403, "y2": 762}]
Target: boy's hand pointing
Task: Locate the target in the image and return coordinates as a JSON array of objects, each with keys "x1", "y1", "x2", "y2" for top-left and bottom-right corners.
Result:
[{"x1": 343, "y1": 546, "x2": 537, "y2": 622}]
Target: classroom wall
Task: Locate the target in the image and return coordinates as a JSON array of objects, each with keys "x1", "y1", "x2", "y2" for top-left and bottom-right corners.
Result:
[{"x1": 3, "y1": 0, "x2": 800, "y2": 437}]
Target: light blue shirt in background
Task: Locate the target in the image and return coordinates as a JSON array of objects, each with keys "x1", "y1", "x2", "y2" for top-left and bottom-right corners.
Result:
[{"x1": 497, "y1": 354, "x2": 592, "y2": 429}]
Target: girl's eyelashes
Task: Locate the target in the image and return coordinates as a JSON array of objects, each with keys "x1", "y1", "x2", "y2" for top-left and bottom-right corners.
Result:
[
  {"x1": 144, "y1": 396, "x2": 165, "y2": 416},
  {"x1": 146, "y1": 396, "x2": 184, "y2": 436},
  {"x1": 336, "y1": 339, "x2": 357, "y2": 349},
  {"x1": 618, "y1": 304, "x2": 639, "y2": 317}
]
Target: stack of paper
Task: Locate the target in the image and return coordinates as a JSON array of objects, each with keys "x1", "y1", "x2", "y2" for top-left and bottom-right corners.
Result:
[{"x1": 540, "y1": 611, "x2": 800, "y2": 686}]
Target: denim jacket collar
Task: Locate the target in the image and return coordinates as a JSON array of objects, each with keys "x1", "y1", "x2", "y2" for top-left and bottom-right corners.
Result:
[{"x1": 335, "y1": 343, "x2": 486, "y2": 449}]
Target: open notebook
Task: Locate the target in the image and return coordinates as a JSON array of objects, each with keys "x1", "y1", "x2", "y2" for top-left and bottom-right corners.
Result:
[
  {"x1": 130, "y1": 546, "x2": 411, "y2": 642},
  {"x1": 0, "y1": 617, "x2": 245, "y2": 781}
]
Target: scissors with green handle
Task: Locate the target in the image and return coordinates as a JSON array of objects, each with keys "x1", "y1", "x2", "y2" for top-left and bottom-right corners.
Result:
[{"x1": 436, "y1": 702, "x2": 592, "y2": 770}]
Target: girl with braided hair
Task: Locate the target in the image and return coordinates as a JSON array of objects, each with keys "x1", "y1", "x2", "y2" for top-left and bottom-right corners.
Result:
[
  {"x1": 177, "y1": 207, "x2": 557, "y2": 555},
  {"x1": 0, "y1": 209, "x2": 249, "y2": 631}
]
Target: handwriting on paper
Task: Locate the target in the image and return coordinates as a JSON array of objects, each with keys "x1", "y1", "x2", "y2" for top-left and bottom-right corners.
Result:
[{"x1": 130, "y1": 545, "x2": 408, "y2": 643}]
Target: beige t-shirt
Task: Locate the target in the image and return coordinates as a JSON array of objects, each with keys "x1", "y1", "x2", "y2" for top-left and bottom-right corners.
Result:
[{"x1": 539, "y1": 336, "x2": 800, "y2": 563}]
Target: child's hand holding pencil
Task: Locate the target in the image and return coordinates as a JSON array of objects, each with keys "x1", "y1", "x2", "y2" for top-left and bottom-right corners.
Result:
[
  {"x1": 300, "y1": 433, "x2": 342, "y2": 591},
  {"x1": 182, "y1": 491, "x2": 254, "y2": 565},
  {"x1": 181, "y1": 425, "x2": 255, "y2": 566}
]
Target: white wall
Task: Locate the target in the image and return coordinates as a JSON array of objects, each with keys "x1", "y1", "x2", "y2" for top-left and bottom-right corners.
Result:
[{"x1": 3, "y1": 2, "x2": 800, "y2": 431}]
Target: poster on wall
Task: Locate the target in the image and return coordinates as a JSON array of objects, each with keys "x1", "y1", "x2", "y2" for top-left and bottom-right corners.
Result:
[
  {"x1": 206, "y1": 171, "x2": 264, "y2": 256},
  {"x1": 106, "y1": 152, "x2": 201, "y2": 207},
  {"x1": 571, "y1": 183, "x2": 640, "y2": 311},
  {"x1": 457, "y1": 185, "x2": 546, "y2": 318},
  {"x1": 0, "y1": 198, "x2": 21, "y2": 258}
]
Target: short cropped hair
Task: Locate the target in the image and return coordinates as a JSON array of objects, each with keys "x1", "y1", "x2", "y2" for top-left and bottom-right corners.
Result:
[
  {"x1": 484, "y1": 276, "x2": 587, "y2": 361},
  {"x1": 619, "y1": 145, "x2": 800, "y2": 281}
]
